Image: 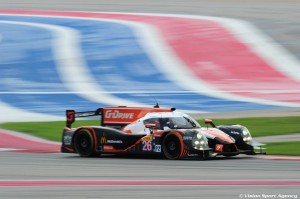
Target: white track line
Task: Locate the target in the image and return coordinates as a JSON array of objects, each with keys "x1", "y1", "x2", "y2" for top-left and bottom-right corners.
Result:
[{"x1": 0, "y1": 148, "x2": 24, "y2": 152}]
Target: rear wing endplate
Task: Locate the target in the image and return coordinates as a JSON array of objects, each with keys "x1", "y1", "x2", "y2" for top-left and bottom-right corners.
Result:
[{"x1": 66, "y1": 108, "x2": 102, "y2": 128}]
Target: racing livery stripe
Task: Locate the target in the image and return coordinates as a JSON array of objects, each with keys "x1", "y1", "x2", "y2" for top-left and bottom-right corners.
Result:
[{"x1": 201, "y1": 129, "x2": 234, "y2": 144}]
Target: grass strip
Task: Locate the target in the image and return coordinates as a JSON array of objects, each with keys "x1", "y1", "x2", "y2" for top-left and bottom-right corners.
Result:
[
  {"x1": 264, "y1": 141, "x2": 300, "y2": 156},
  {"x1": 0, "y1": 120, "x2": 99, "y2": 142},
  {"x1": 203, "y1": 117, "x2": 300, "y2": 137},
  {"x1": 0, "y1": 118, "x2": 299, "y2": 156},
  {"x1": 0, "y1": 116, "x2": 299, "y2": 142}
]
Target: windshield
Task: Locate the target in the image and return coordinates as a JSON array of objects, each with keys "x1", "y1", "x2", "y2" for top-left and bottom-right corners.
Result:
[{"x1": 144, "y1": 116, "x2": 200, "y2": 130}]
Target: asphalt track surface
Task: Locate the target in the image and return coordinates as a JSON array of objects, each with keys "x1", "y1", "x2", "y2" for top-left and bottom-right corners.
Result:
[
  {"x1": 0, "y1": 152, "x2": 300, "y2": 199},
  {"x1": 1, "y1": 0, "x2": 300, "y2": 198}
]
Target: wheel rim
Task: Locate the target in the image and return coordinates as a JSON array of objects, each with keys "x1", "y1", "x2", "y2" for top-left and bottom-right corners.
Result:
[
  {"x1": 75, "y1": 131, "x2": 93, "y2": 156},
  {"x1": 167, "y1": 141, "x2": 176, "y2": 151},
  {"x1": 163, "y1": 134, "x2": 181, "y2": 159},
  {"x1": 80, "y1": 137, "x2": 88, "y2": 148}
]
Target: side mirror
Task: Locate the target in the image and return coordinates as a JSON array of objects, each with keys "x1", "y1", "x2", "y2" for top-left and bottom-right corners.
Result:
[
  {"x1": 204, "y1": 119, "x2": 216, "y2": 128},
  {"x1": 204, "y1": 119, "x2": 212, "y2": 124}
]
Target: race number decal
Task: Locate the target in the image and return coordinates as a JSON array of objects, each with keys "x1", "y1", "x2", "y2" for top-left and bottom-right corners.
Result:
[
  {"x1": 215, "y1": 144, "x2": 224, "y2": 152},
  {"x1": 154, "y1": 145, "x2": 161, "y2": 153},
  {"x1": 142, "y1": 141, "x2": 152, "y2": 151}
]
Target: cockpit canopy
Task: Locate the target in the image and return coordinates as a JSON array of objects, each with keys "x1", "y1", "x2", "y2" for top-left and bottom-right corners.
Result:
[{"x1": 143, "y1": 112, "x2": 201, "y2": 130}]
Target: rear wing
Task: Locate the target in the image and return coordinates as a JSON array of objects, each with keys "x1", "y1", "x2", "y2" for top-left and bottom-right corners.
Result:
[
  {"x1": 66, "y1": 106, "x2": 176, "y2": 128},
  {"x1": 66, "y1": 108, "x2": 102, "y2": 128}
]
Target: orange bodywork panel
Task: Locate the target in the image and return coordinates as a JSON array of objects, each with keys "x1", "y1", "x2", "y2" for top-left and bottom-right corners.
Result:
[{"x1": 201, "y1": 128, "x2": 235, "y2": 144}]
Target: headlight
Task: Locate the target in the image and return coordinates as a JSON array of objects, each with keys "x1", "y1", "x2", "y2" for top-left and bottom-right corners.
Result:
[
  {"x1": 194, "y1": 140, "x2": 200, "y2": 145},
  {"x1": 196, "y1": 133, "x2": 203, "y2": 139},
  {"x1": 192, "y1": 132, "x2": 208, "y2": 150},
  {"x1": 242, "y1": 128, "x2": 252, "y2": 144}
]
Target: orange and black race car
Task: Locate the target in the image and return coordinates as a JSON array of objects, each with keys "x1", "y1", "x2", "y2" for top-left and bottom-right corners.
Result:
[{"x1": 61, "y1": 106, "x2": 265, "y2": 159}]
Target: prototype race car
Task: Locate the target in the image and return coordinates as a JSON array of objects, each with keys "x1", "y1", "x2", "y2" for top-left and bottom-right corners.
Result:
[{"x1": 61, "y1": 106, "x2": 265, "y2": 159}]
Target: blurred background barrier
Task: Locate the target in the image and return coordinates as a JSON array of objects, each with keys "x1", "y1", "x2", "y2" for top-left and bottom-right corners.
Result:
[{"x1": 0, "y1": 10, "x2": 300, "y2": 122}]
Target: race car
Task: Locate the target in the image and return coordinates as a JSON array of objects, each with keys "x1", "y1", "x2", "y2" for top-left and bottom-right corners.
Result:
[{"x1": 61, "y1": 106, "x2": 265, "y2": 159}]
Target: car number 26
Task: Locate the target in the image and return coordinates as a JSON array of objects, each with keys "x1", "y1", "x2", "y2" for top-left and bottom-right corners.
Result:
[{"x1": 142, "y1": 141, "x2": 152, "y2": 151}]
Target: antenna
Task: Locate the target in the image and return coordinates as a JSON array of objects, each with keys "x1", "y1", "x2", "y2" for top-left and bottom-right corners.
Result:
[
  {"x1": 150, "y1": 95, "x2": 160, "y2": 108},
  {"x1": 153, "y1": 98, "x2": 160, "y2": 108}
]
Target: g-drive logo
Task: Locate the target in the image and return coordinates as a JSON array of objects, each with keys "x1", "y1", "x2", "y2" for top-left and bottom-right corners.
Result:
[{"x1": 105, "y1": 110, "x2": 134, "y2": 119}]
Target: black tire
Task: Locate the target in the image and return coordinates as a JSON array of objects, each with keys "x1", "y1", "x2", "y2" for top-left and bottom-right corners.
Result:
[
  {"x1": 74, "y1": 129, "x2": 98, "y2": 157},
  {"x1": 162, "y1": 133, "x2": 182, "y2": 160}
]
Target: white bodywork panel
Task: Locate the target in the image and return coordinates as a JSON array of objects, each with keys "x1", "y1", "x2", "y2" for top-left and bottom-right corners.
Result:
[{"x1": 122, "y1": 111, "x2": 200, "y2": 135}]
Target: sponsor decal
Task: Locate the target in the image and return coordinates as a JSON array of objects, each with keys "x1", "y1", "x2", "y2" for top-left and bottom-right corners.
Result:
[
  {"x1": 215, "y1": 144, "x2": 224, "y2": 152},
  {"x1": 101, "y1": 137, "x2": 123, "y2": 144},
  {"x1": 107, "y1": 140, "x2": 123, "y2": 144},
  {"x1": 67, "y1": 111, "x2": 75, "y2": 122},
  {"x1": 63, "y1": 135, "x2": 72, "y2": 145},
  {"x1": 141, "y1": 135, "x2": 153, "y2": 142},
  {"x1": 142, "y1": 141, "x2": 152, "y2": 151},
  {"x1": 230, "y1": 131, "x2": 240, "y2": 135},
  {"x1": 153, "y1": 134, "x2": 162, "y2": 138},
  {"x1": 154, "y1": 145, "x2": 161, "y2": 153},
  {"x1": 105, "y1": 110, "x2": 134, "y2": 119},
  {"x1": 100, "y1": 137, "x2": 107, "y2": 144},
  {"x1": 183, "y1": 136, "x2": 193, "y2": 141},
  {"x1": 103, "y1": 145, "x2": 114, "y2": 150}
]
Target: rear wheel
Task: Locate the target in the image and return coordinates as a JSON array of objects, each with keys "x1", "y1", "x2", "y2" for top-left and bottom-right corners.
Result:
[
  {"x1": 162, "y1": 133, "x2": 182, "y2": 160},
  {"x1": 74, "y1": 129, "x2": 98, "y2": 157}
]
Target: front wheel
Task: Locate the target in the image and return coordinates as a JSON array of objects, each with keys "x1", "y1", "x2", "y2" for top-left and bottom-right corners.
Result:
[
  {"x1": 74, "y1": 129, "x2": 98, "y2": 157},
  {"x1": 162, "y1": 133, "x2": 182, "y2": 160}
]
